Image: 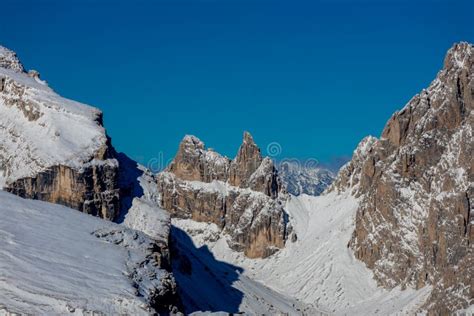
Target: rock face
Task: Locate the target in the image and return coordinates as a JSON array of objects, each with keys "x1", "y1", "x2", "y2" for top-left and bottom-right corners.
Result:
[
  {"x1": 229, "y1": 131, "x2": 264, "y2": 188},
  {"x1": 278, "y1": 160, "x2": 335, "y2": 196},
  {"x1": 6, "y1": 155, "x2": 120, "y2": 221},
  {"x1": 167, "y1": 135, "x2": 231, "y2": 182},
  {"x1": 157, "y1": 132, "x2": 291, "y2": 258},
  {"x1": 330, "y1": 42, "x2": 473, "y2": 313},
  {"x1": 0, "y1": 45, "x2": 121, "y2": 220}
]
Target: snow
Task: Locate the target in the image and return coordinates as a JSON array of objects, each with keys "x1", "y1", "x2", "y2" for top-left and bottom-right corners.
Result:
[
  {"x1": 171, "y1": 222, "x2": 322, "y2": 315},
  {"x1": 0, "y1": 46, "x2": 24, "y2": 72},
  {"x1": 173, "y1": 191, "x2": 432, "y2": 315},
  {"x1": 0, "y1": 65, "x2": 108, "y2": 187},
  {"x1": 124, "y1": 197, "x2": 170, "y2": 243},
  {"x1": 0, "y1": 190, "x2": 168, "y2": 315}
]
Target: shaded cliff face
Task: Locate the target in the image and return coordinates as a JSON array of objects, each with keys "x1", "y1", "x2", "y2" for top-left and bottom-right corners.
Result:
[
  {"x1": 157, "y1": 132, "x2": 290, "y2": 258},
  {"x1": 330, "y1": 42, "x2": 473, "y2": 313},
  {"x1": 0, "y1": 46, "x2": 121, "y2": 220},
  {"x1": 5, "y1": 161, "x2": 120, "y2": 220}
]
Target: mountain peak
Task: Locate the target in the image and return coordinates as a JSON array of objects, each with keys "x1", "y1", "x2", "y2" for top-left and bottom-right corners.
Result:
[
  {"x1": 243, "y1": 131, "x2": 256, "y2": 144},
  {"x1": 0, "y1": 46, "x2": 25, "y2": 73},
  {"x1": 180, "y1": 134, "x2": 205, "y2": 150},
  {"x1": 229, "y1": 131, "x2": 263, "y2": 187},
  {"x1": 443, "y1": 42, "x2": 473, "y2": 71}
]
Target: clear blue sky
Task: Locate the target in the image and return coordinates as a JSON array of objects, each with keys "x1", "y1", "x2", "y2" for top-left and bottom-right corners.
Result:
[{"x1": 1, "y1": 0, "x2": 472, "y2": 169}]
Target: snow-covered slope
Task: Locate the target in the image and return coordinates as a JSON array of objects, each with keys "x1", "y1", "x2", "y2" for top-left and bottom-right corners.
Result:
[
  {"x1": 0, "y1": 60, "x2": 109, "y2": 187},
  {"x1": 171, "y1": 220, "x2": 321, "y2": 315},
  {"x1": 0, "y1": 190, "x2": 174, "y2": 315},
  {"x1": 173, "y1": 191, "x2": 432, "y2": 315},
  {"x1": 0, "y1": 45, "x2": 122, "y2": 219}
]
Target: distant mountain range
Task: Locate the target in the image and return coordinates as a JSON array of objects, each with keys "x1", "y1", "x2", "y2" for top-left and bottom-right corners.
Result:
[{"x1": 277, "y1": 160, "x2": 336, "y2": 196}]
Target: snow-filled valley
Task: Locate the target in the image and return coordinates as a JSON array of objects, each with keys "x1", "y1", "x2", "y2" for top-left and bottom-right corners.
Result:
[
  {"x1": 173, "y1": 191, "x2": 433, "y2": 315},
  {"x1": 0, "y1": 182, "x2": 433, "y2": 315}
]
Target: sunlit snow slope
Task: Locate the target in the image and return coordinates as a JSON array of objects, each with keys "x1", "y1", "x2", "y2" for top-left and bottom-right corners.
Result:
[
  {"x1": 0, "y1": 191, "x2": 170, "y2": 315},
  {"x1": 0, "y1": 46, "x2": 109, "y2": 187}
]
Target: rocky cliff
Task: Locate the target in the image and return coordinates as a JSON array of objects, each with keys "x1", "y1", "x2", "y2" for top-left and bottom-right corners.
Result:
[
  {"x1": 0, "y1": 45, "x2": 121, "y2": 220},
  {"x1": 330, "y1": 42, "x2": 473, "y2": 313},
  {"x1": 157, "y1": 132, "x2": 291, "y2": 258}
]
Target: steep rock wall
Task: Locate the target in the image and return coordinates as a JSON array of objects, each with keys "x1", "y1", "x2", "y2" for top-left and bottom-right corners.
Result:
[{"x1": 329, "y1": 42, "x2": 473, "y2": 313}]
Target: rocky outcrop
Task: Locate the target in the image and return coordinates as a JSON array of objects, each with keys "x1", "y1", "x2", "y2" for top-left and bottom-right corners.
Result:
[
  {"x1": 167, "y1": 135, "x2": 230, "y2": 182},
  {"x1": 5, "y1": 161, "x2": 120, "y2": 220},
  {"x1": 93, "y1": 226, "x2": 179, "y2": 313},
  {"x1": 157, "y1": 132, "x2": 291, "y2": 258},
  {"x1": 330, "y1": 42, "x2": 473, "y2": 313}
]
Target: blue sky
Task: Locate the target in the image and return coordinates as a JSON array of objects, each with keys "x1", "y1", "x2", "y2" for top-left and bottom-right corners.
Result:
[{"x1": 1, "y1": 0, "x2": 473, "y2": 169}]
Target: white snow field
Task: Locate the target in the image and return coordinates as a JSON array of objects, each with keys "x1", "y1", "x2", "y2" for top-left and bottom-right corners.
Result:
[
  {"x1": 0, "y1": 191, "x2": 170, "y2": 315},
  {"x1": 0, "y1": 53, "x2": 110, "y2": 187},
  {"x1": 173, "y1": 191, "x2": 433, "y2": 315}
]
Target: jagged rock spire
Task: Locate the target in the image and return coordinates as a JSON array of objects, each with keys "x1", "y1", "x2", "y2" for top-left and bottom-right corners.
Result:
[
  {"x1": 229, "y1": 131, "x2": 263, "y2": 187},
  {"x1": 166, "y1": 131, "x2": 281, "y2": 197}
]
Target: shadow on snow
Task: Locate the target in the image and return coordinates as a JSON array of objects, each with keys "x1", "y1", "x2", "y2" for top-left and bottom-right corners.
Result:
[{"x1": 171, "y1": 226, "x2": 244, "y2": 314}]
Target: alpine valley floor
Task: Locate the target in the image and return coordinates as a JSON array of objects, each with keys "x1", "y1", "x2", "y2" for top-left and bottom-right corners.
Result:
[{"x1": 172, "y1": 191, "x2": 435, "y2": 315}]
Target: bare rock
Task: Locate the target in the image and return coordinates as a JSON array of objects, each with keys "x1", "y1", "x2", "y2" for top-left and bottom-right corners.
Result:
[
  {"x1": 157, "y1": 132, "x2": 290, "y2": 258},
  {"x1": 229, "y1": 131, "x2": 263, "y2": 187},
  {"x1": 167, "y1": 135, "x2": 230, "y2": 182},
  {"x1": 329, "y1": 42, "x2": 474, "y2": 313}
]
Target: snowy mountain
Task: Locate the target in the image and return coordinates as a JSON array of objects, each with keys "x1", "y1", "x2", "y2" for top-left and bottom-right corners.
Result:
[
  {"x1": 0, "y1": 45, "x2": 121, "y2": 219},
  {"x1": 0, "y1": 191, "x2": 176, "y2": 315},
  {"x1": 0, "y1": 41, "x2": 472, "y2": 315},
  {"x1": 0, "y1": 45, "x2": 181, "y2": 313},
  {"x1": 162, "y1": 42, "x2": 474, "y2": 315},
  {"x1": 277, "y1": 160, "x2": 335, "y2": 196}
]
